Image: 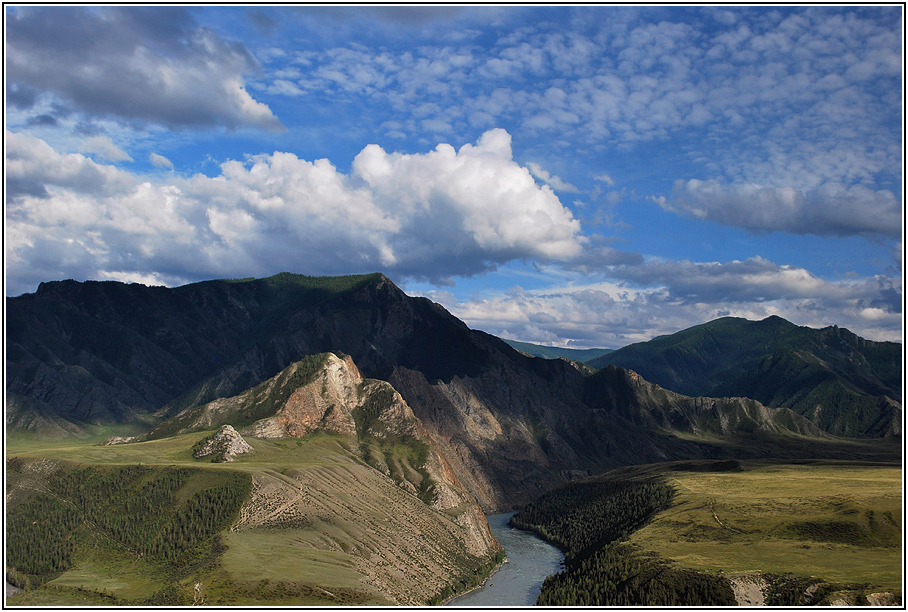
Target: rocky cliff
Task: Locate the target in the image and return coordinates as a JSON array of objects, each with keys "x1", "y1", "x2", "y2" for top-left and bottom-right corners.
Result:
[{"x1": 192, "y1": 425, "x2": 254, "y2": 462}]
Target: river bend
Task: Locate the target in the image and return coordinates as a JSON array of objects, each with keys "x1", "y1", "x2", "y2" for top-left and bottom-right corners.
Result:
[{"x1": 447, "y1": 512, "x2": 564, "y2": 607}]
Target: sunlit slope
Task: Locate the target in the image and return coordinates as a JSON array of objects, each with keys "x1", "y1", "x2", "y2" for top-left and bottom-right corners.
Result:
[
  {"x1": 511, "y1": 459, "x2": 900, "y2": 606},
  {"x1": 630, "y1": 461, "x2": 902, "y2": 594},
  {"x1": 5, "y1": 432, "x2": 501, "y2": 606}
]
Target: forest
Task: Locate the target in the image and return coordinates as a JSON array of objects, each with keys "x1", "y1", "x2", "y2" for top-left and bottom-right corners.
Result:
[
  {"x1": 511, "y1": 472, "x2": 736, "y2": 606},
  {"x1": 6, "y1": 459, "x2": 251, "y2": 596}
]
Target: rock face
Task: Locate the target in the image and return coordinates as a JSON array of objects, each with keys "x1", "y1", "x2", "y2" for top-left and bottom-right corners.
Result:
[
  {"x1": 102, "y1": 435, "x2": 136, "y2": 446},
  {"x1": 242, "y1": 353, "x2": 361, "y2": 439},
  {"x1": 192, "y1": 425, "x2": 254, "y2": 462},
  {"x1": 590, "y1": 315, "x2": 902, "y2": 438},
  {"x1": 730, "y1": 573, "x2": 767, "y2": 606}
]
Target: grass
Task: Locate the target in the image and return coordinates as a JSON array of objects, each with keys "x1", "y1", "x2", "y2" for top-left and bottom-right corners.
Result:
[
  {"x1": 218, "y1": 530, "x2": 389, "y2": 605},
  {"x1": 627, "y1": 460, "x2": 902, "y2": 593},
  {"x1": 6, "y1": 430, "x2": 491, "y2": 606},
  {"x1": 6, "y1": 429, "x2": 354, "y2": 470},
  {"x1": 45, "y1": 537, "x2": 167, "y2": 601}
]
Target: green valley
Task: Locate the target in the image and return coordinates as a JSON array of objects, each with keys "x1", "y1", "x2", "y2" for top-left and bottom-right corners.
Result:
[
  {"x1": 512, "y1": 459, "x2": 901, "y2": 606},
  {"x1": 5, "y1": 273, "x2": 902, "y2": 607}
]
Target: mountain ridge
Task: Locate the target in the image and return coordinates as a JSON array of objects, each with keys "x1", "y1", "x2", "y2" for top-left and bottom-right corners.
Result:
[
  {"x1": 501, "y1": 338, "x2": 613, "y2": 363},
  {"x1": 589, "y1": 315, "x2": 902, "y2": 437}
]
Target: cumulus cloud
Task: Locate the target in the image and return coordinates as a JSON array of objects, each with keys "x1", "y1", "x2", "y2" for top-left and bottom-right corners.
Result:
[
  {"x1": 6, "y1": 6, "x2": 281, "y2": 131},
  {"x1": 664, "y1": 179, "x2": 901, "y2": 238},
  {"x1": 438, "y1": 256, "x2": 903, "y2": 347},
  {"x1": 5, "y1": 129, "x2": 584, "y2": 295}
]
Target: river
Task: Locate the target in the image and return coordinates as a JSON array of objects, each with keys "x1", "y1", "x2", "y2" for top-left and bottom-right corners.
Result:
[{"x1": 447, "y1": 512, "x2": 564, "y2": 607}]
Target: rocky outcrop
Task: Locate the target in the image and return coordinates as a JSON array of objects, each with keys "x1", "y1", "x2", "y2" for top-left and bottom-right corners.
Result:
[
  {"x1": 866, "y1": 592, "x2": 900, "y2": 606},
  {"x1": 102, "y1": 435, "x2": 136, "y2": 446},
  {"x1": 730, "y1": 573, "x2": 767, "y2": 606},
  {"x1": 192, "y1": 425, "x2": 253, "y2": 462},
  {"x1": 242, "y1": 353, "x2": 361, "y2": 439}
]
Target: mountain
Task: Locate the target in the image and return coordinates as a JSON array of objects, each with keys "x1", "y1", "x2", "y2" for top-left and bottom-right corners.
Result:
[
  {"x1": 588, "y1": 316, "x2": 902, "y2": 438},
  {"x1": 6, "y1": 274, "x2": 896, "y2": 512},
  {"x1": 6, "y1": 349, "x2": 502, "y2": 605},
  {"x1": 501, "y1": 339, "x2": 613, "y2": 363},
  {"x1": 148, "y1": 351, "x2": 495, "y2": 529}
]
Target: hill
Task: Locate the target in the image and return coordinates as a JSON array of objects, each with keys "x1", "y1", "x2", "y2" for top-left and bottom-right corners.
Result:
[
  {"x1": 6, "y1": 432, "x2": 501, "y2": 605},
  {"x1": 588, "y1": 316, "x2": 902, "y2": 437},
  {"x1": 501, "y1": 339, "x2": 613, "y2": 363}
]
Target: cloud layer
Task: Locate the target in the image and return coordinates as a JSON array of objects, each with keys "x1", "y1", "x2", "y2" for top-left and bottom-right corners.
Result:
[
  {"x1": 6, "y1": 129, "x2": 583, "y2": 293},
  {"x1": 252, "y1": 6, "x2": 901, "y2": 239},
  {"x1": 436, "y1": 256, "x2": 902, "y2": 346},
  {"x1": 664, "y1": 180, "x2": 901, "y2": 238},
  {"x1": 6, "y1": 6, "x2": 280, "y2": 130}
]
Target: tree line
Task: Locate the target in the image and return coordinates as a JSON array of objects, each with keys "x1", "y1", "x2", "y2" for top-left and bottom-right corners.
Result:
[
  {"x1": 6, "y1": 463, "x2": 252, "y2": 587},
  {"x1": 511, "y1": 474, "x2": 736, "y2": 606}
]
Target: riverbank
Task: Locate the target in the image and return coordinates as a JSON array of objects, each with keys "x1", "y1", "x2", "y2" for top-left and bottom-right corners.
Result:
[
  {"x1": 439, "y1": 556, "x2": 507, "y2": 606},
  {"x1": 446, "y1": 513, "x2": 564, "y2": 607}
]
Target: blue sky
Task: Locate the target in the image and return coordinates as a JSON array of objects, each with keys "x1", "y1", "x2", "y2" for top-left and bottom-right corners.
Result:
[{"x1": 5, "y1": 5, "x2": 903, "y2": 346}]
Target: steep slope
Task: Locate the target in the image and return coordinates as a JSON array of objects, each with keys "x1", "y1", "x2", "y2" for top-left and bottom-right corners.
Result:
[
  {"x1": 589, "y1": 316, "x2": 902, "y2": 437},
  {"x1": 6, "y1": 435, "x2": 502, "y2": 606},
  {"x1": 584, "y1": 366, "x2": 825, "y2": 439},
  {"x1": 148, "y1": 351, "x2": 497, "y2": 556},
  {"x1": 6, "y1": 272, "x2": 494, "y2": 429}
]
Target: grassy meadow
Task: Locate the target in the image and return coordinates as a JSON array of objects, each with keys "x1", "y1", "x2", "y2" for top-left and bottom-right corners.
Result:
[{"x1": 629, "y1": 460, "x2": 902, "y2": 593}]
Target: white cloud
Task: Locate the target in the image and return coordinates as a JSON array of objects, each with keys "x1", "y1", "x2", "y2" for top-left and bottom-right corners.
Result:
[
  {"x1": 266, "y1": 79, "x2": 306, "y2": 97},
  {"x1": 149, "y1": 153, "x2": 173, "y2": 169},
  {"x1": 664, "y1": 179, "x2": 901, "y2": 238},
  {"x1": 6, "y1": 129, "x2": 584, "y2": 294},
  {"x1": 526, "y1": 162, "x2": 580, "y2": 193},
  {"x1": 438, "y1": 256, "x2": 902, "y2": 346},
  {"x1": 6, "y1": 6, "x2": 281, "y2": 131},
  {"x1": 273, "y1": 7, "x2": 899, "y2": 202}
]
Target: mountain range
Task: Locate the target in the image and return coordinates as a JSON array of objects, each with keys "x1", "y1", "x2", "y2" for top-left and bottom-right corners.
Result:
[
  {"x1": 7, "y1": 272, "x2": 900, "y2": 513},
  {"x1": 501, "y1": 339, "x2": 613, "y2": 363},
  {"x1": 590, "y1": 315, "x2": 901, "y2": 438}
]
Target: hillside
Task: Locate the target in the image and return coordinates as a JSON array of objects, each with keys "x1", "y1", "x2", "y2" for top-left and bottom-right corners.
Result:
[
  {"x1": 6, "y1": 432, "x2": 501, "y2": 606},
  {"x1": 6, "y1": 348, "x2": 502, "y2": 605},
  {"x1": 512, "y1": 459, "x2": 901, "y2": 606},
  {"x1": 589, "y1": 316, "x2": 902, "y2": 437},
  {"x1": 147, "y1": 351, "x2": 496, "y2": 543}
]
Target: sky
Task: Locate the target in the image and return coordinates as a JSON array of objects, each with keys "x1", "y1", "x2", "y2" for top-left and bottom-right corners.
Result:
[{"x1": 4, "y1": 5, "x2": 904, "y2": 347}]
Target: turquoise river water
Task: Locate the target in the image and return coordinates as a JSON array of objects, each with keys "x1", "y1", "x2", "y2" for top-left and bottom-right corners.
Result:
[{"x1": 447, "y1": 512, "x2": 564, "y2": 607}]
